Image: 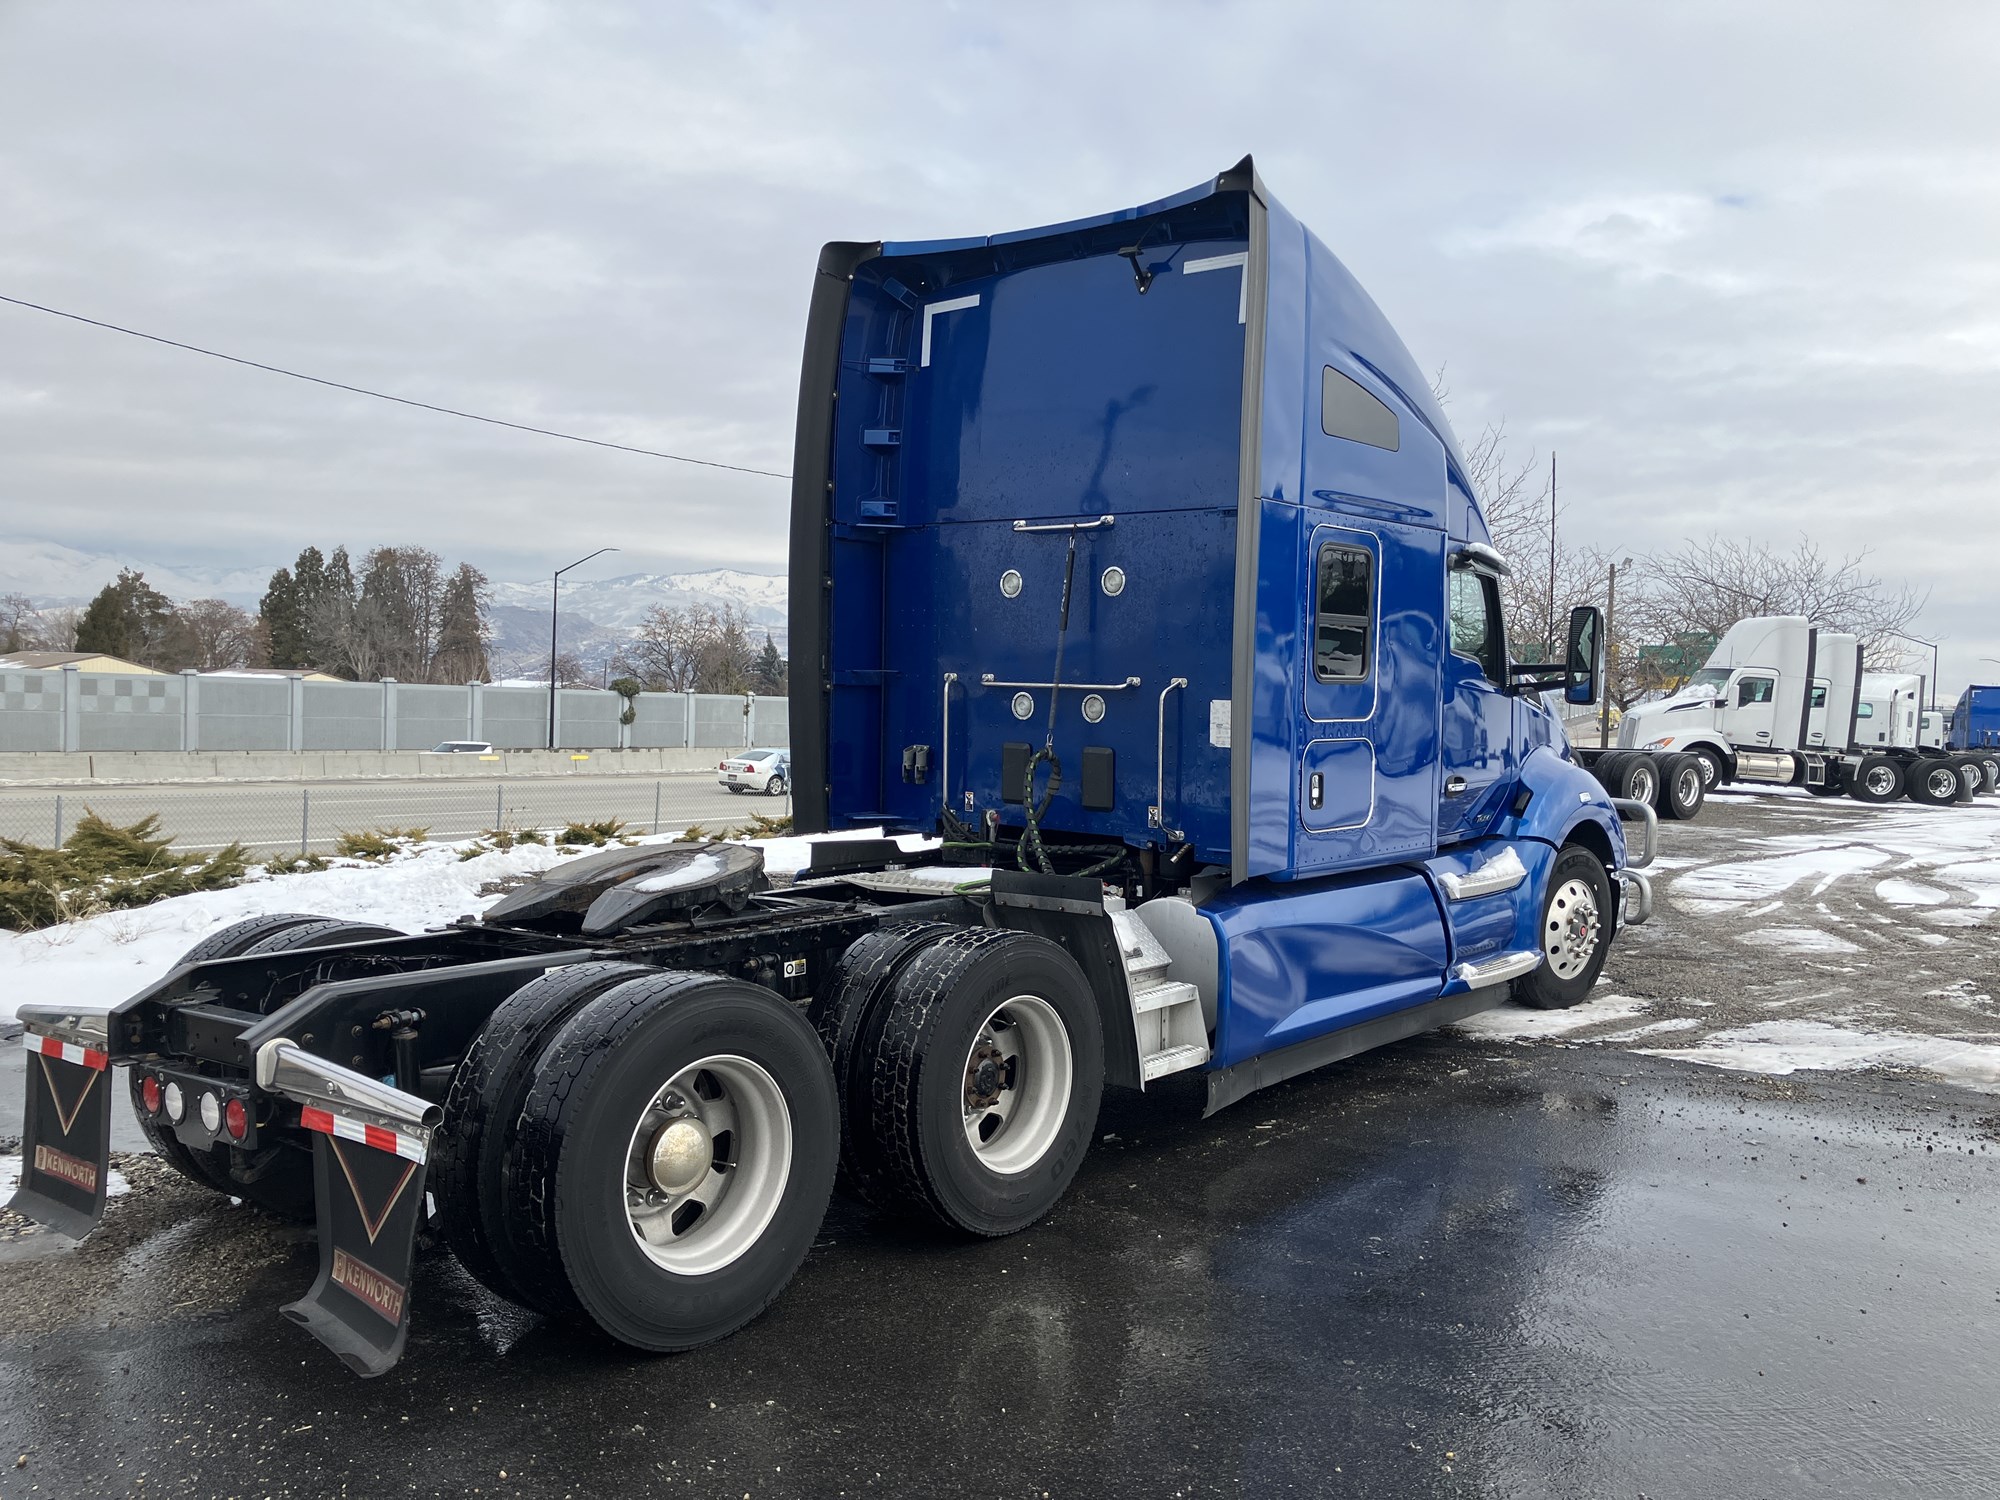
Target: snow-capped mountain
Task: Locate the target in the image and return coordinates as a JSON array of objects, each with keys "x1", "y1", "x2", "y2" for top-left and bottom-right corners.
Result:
[
  {"x1": 2, "y1": 545, "x2": 788, "y2": 677},
  {"x1": 487, "y1": 569, "x2": 788, "y2": 633},
  {"x1": 0, "y1": 540, "x2": 273, "y2": 608}
]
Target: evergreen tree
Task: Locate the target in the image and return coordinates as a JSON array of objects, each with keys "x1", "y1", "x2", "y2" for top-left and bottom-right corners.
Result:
[
  {"x1": 75, "y1": 569, "x2": 175, "y2": 665},
  {"x1": 259, "y1": 566, "x2": 303, "y2": 668},
  {"x1": 752, "y1": 634, "x2": 787, "y2": 694},
  {"x1": 433, "y1": 563, "x2": 492, "y2": 682}
]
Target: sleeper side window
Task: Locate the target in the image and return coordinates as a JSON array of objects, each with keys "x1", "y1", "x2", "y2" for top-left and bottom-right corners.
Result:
[
  {"x1": 1448, "y1": 568, "x2": 1503, "y2": 684},
  {"x1": 1810, "y1": 685, "x2": 1827, "y2": 708},
  {"x1": 1737, "y1": 676, "x2": 1775, "y2": 706},
  {"x1": 1321, "y1": 367, "x2": 1400, "y2": 451},
  {"x1": 1314, "y1": 543, "x2": 1373, "y2": 682},
  {"x1": 1856, "y1": 702, "x2": 1874, "y2": 719}
]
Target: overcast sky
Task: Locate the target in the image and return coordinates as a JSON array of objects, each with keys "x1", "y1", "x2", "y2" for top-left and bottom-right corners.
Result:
[{"x1": 3, "y1": 2, "x2": 1997, "y2": 687}]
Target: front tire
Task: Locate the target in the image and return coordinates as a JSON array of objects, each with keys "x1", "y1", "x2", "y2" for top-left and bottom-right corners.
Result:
[
  {"x1": 1514, "y1": 845, "x2": 1614, "y2": 1010},
  {"x1": 503, "y1": 971, "x2": 838, "y2": 1351},
  {"x1": 861, "y1": 929, "x2": 1103, "y2": 1236},
  {"x1": 1687, "y1": 745, "x2": 1725, "y2": 789}
]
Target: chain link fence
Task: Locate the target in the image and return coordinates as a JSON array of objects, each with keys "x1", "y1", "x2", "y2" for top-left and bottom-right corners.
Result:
[{"x1": 0, "y1": 775, "x2": 793, "y2": 857}]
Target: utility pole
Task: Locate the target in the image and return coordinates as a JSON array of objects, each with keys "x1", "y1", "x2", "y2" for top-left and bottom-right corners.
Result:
[
  {"x1": 548, "y1": 547, "x2": 619, "y2": 749},
  {"x1": 1599, "y1": 555, "x2": 1632, "y2": 749}
]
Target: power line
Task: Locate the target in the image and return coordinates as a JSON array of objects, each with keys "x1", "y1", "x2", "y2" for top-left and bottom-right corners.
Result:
[{"x1": 0, "y1": 292, "x2": 792, "y2": 480}]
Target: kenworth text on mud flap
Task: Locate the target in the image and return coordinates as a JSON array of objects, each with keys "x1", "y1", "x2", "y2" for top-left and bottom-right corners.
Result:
[
  {"x1": 1592, "y1": 614, "x2": 1998, "y2": 810},
  {"x1": 7, "y1": 158, "x2": 1651, "y2": 1377}
]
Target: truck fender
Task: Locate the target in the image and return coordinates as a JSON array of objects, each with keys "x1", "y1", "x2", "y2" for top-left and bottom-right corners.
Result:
[{"x1": 1494, "y1": 745, "x2": 1628, "y2": 874}]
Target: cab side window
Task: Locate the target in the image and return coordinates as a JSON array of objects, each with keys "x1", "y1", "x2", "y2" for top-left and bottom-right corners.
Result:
[
  {"x1": 1448, "y1": 568, "x2": 1504, "y2": 684},
  {"x1": 1737, "y1": 676, "x2": 1775, "y2": 706},
  {"x1": 1809, "y1": 685, "x2": 1827, "y2": 708},
  {"x1": 1313, "y1": 543, "x2": 1373, "y2": 682}
]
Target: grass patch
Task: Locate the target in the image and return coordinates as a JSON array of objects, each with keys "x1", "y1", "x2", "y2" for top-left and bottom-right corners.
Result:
[
  {"x1": 671, "y1": 824, "x2": 711, "y2": 844},
  {"x1": 334, "y1": 827, "x2": 431, "y2": 862},
  {"x1": 0, "y1": 813, "x2": 249, "y2": 931},
  {"x1": 730, "y1": 814, "x2": 794, "y2": 840}
]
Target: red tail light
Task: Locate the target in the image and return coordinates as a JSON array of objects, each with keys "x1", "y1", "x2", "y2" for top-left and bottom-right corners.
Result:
[
  {"x1": 224, "y1": 1098, "x2": 249, "y2": 1141},
  {"x1": 140, "y1": 1074, "x2": 163, "y2": 1115}
]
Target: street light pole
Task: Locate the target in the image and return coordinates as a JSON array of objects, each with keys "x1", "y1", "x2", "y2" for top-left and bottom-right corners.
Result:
[
  {"x1": 1899, "y1": 634, "x2": 1940, "y2": 713},
  {"x1": 548, "y1": 547, "x2": 619, "y2": 749}
]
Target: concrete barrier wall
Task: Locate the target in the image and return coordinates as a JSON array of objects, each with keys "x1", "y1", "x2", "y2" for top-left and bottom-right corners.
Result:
[
  {"x1": 0, "y1": 746, "x2": 741, "y2": 785},
  {"x1": 0, "y1": 666, "x2": 787, "y2": 761}
]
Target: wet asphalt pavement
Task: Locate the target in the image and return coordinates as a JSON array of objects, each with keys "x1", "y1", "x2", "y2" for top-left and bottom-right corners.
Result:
[{"x1": 3, "y1": 1038, "x2": 1996, "y2": 1499}]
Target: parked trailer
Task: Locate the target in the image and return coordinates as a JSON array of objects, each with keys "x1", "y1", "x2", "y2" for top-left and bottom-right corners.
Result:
[
  {"x1": 1601, "y1": 616, "x2": 1994, "y2": 807},
  {"x1": 8, "y1": 158, "x2": 1652, "y2": 1377},
  {"x1": 1948, "y1": 685, "x2": 2000, "y2": 756}
]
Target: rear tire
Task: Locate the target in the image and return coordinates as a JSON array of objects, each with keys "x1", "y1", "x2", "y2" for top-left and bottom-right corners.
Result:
[
  {"x1": 1848, "y1": 756, "x2": 1904, "y2": 803},
  {"x1": 435, "y1": 960, "x2": 658, "y2": 1308},
  {"x1": 1616, "y1": 754, "x2": 1659, "y2": 808},
  {"x1": 1656, "y1": 753, "x2": 1704, "y2": 820},
  {"x1": 766, "y1": 775, "x2": 787, "y2": 797},
  {"x1": 1982, "y1": 758, "x2": 2000, "y2": 794},
  {"x1": 1949, "y1": 757, "x2": 1981, "y2": 802},
  {"x1": 502, "y1": 971, "x2": 838, "y2": 1350},
  {"x1": 1590, "y1": 752, "x2": 1632, "y2": 795},
  {"x1": 859, "y1": 929, "x2": 1103, "y2": 1236},
  {"x1": 1514, "y1": 845, "x2": 1614, "y2": 1011},
  {"x1": 1907, "y1": 758, "x2": 1961, "y2": 806},
  {"x1": 806, "y1": 922, "x2": 960, "y2": 1205}
]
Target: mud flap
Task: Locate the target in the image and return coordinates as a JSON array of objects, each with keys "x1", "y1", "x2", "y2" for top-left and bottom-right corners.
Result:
[
  {"x1": 280, "y1": 1108, "x2": 430, "y2": 1378},
  {"x1": 7, "y1": 1036, "x2": 113, "y2": 1240}
]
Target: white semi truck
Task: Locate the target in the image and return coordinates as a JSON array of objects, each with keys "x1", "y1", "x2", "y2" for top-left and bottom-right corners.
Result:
[{"x1": 1583, "y1": 616, "x2": 1998, "y2": 807}]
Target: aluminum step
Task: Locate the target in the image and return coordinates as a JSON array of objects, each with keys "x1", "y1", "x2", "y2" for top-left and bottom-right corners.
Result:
[
  {"x1": 1139, "y1": 1044, "x2": 1210, "y2": 1082},
  {"x1": 1130, "y1": 979, "x2": 1202, "y2": 1015}
]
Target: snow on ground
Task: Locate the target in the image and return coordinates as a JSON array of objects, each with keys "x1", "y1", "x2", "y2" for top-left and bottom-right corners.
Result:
[
  {"x1": 0, "y1": 828, "x2": 937, "y2": 1025},
  {"x1": 1461, "y1": 786, "x2": 2000, "y2": 1093}
]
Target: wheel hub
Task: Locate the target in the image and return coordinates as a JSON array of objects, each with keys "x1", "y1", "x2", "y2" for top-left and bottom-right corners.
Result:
[
  {"x1": 964, "y1": 1039, "x2": 1007, "y2": 1112},
  {"x1": 647, "y1": 1117, "x2": 713, "y2": 1196}
]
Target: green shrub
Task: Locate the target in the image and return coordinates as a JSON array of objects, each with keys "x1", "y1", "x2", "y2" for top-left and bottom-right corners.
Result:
[
  {"x1": 335, "y1": 827, "x2": 430, "y2": 862},
  {"x1": 730, "y1": 814, "x2": 794, "y2": 840},
  {"x1": 264, "y1": 851, "x2": 330, "y2": 875},
  {"x1": 0, "y1": 813, "x2": 250, "y2": 931},
  {"x1": 671, "y1": 824, "x2": 711, "y2": 844},
  {"x1": 556, "y1": 817, "x2": 629, "y2": 848}
]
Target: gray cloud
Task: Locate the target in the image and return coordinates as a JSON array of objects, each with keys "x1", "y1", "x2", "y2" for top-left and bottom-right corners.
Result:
[{"x1": 2, "y1": 1, "x2": 1996, "y2": 683}]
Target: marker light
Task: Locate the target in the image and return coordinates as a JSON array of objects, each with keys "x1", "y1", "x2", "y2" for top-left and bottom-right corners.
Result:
[
  {"x1": 224, "y1": 1098, "x2": 249, "y2": 1142},
  {"x1": 140, "y1": 1075, "x2": 163, "y2": 1116}
]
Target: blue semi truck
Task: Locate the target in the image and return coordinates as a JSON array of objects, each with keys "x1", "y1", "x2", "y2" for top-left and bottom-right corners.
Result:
[
  {"x1": 1949, "y1": 686, "x2": 2000, "y2": 752},
  {"x1": 8, "y1": 158, "x2": 1650, "y2": 1375}
]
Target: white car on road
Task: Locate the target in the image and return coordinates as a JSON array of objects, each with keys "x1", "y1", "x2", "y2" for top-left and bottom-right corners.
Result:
[{"x1": 718, "y1": 748, "x2": 789, "y2": 795}]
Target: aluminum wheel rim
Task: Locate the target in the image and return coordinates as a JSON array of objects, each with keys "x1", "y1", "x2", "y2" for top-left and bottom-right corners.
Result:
[
  {"x1": 1865, "y1": 764, "x2": 1897, "y2": 796},
  {"x1": 624, "y1": 1054, "x2": 791, "y2": 1276},
  {"x1": 1694, "y1": 753, "x2": 1717, "y2": 787},
  {"x1": 1928, "y1": 767, "x2": 1959, "y2": 798},
  {"x1": 1674, "y1": 766, "x2": 1701, "y2": 806},
  {"x1": 960, "y1": 995, "x2": 1072, "y2": 1175},
  {"x1": 1544, "y1": 878, "x2": 1601, "y2": 982},
  {"x1": 1630, "y1": 765, "x2": 1657, "y2": 804}
]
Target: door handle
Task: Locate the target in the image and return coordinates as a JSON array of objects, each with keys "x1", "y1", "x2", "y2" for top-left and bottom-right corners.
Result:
[{"x1": 1444, "y1": 775, "x2": 1467, "y2": 796}]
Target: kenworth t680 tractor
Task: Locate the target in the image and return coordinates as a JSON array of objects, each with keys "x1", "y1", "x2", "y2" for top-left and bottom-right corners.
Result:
[{"x1": 8, "y1": 158, "x2": 1650, "y2": 1376}]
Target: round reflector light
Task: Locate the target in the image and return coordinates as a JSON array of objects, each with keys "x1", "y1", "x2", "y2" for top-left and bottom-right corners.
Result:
[
  {"x1": 198, "y1": 1091, "x2": 222, "y2": 1135},
  {"x1": 164, "y1": 1080, "x2": 186, "y2": 1123},
  {"x1": 140, "y1": 1075, "x2": 163, "y2": 1115},
  {"x1": 224, "y1": 1098, "x2": 249, "y2": 1141}
]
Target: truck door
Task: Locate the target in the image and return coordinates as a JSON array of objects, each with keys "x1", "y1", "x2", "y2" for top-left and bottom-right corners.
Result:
[
  {"x1": 1729, "y1": 673, "x2": 1778, "y2": 746},
  {"x1": 1438, "y1": 561, "x2": 1515, "y2": 844}
]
